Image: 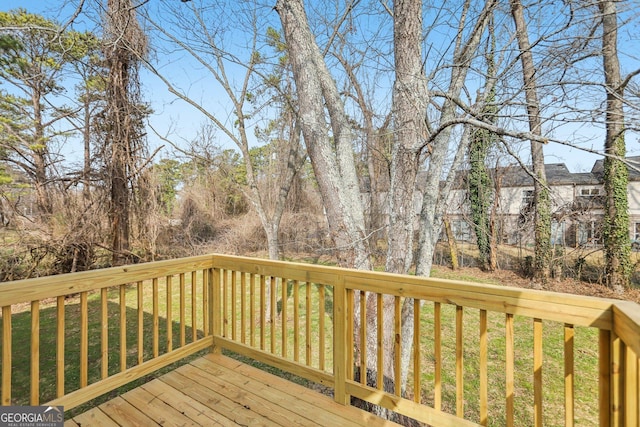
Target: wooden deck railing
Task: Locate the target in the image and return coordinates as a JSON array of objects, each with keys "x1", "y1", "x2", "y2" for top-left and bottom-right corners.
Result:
[
  {"x1": 0, "y1": 255, "x2": 214, "y2": 410},
  {"x1": 1, "y1": 254, "x2": 639, "y2": 426}
]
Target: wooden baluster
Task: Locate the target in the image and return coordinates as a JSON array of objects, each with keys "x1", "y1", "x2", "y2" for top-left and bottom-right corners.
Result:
[
  {"x1": 479, "y1": 309, "x2": 488, "y2": 425},
  {"x1": 347, "y1": 289, "x2": 354, "y2": 380},
  {"x1": 231, "y1": 270, "x2": 236, "y2": 341},
  {"x1": 120, "y1": 284, "x2": 127, "y2": 371},
  {"x1": 305, "y1": 281, "x2": 311, "y2": 366},
  {"x1": 282, "y1": 277, "x2": 287, "y2": 358},
  {"x1": 624, "y1": 345, "x2": 638, "y2": 426},
  {"x1": 152, "y1": 278, "x2": 159, "y2": 358},
  {"x1": 565, "y1": 324, "x2": 575, "y2": 426},
  {"x1": 137, "y1": 281, "x2": 144, "y2": 365},
  {"x1": 599, "y1": 329, "x2": 611, "y2": 427},
  {"x1": 628, "y1": 352, "x2": 640, "y2": 426},
  {"x1": 611, "y1": 332, "x2": 623, "y2": 426},
  {"x1": 30, "y1": 300, "x2": 39, "y2": 405},
  {"x1": 208, "y1": 268, "x2": 214, "y2": 339},
  {"x1": 56, "y1": 296, "x2": 65, "y2": 398},
  {"x1": 394, "y1": 296, "x2": 401, "y2": 397},
  {"x1": 180, "y1": 273, "x2": 186, "y2": 348},
  {"x1": 203, "y1": 269, "x2": 209, "y2": 337},
  {"x1": 2, "y1": 305, "x2": 11, "y2": 405},
  {"x1": 293, "y1": 280, "x2": 300, "y2": 362},
  {"x1": 434, "y1": 302, "x2": 442, "y2": 411},
  {"x1": 166, "y1": 276, "x2": 173, "y2": 353},
  {"x1": 333, "y1": 276, "x2": 348, "y2": 405},
  {"x1": 505, "y1": 313, "x2": 514, "y2": 427},
  {"x1": 318, "y1": 283, "x2": 325, "y2": 370},
  {"x1": 101, "y1": 288, "x2": 108, "y2": 379},
  {"x1": 191, "y1": 271, "x2": 197, "y2": 343},
  {"x1": 240, "y1": 272, "x2": 246, "y2": 344},
  {"x1": 223, "y1": 270, "x2": 228, "y2": 338},
  {"x1": 533, "y1": 318, "x2": 543, "y2": 427},
  {"x1": 270, "y1": 276, "x2": 276, "y2": 355},
  {"x1": 413, "y1": 298, "x2": 421, "y2": 404},
  {"x1": 360, "y1": 290, "x2": 367, "y2": 385},
  {"x1": 456, "y1": 305, "x2": 463, "y2": 416},
  {"x1": 211, "y1": 268, "x2": 221, "y2": 349},
  {"x1": 624, "y1": 346, "x2": 640, "y2": 426},
  {"x1": 80, "y1": 291, "x2": 88, "y2": 388},
  {"x1": 260, "y1": 275, "x2": 266, "y2": 351},
  {"x1": 377, "y1": 293, "x2": 383, "y2": 390},
  {"x1": 249, "y1": 273, "x2": 256, "y2": 347}
]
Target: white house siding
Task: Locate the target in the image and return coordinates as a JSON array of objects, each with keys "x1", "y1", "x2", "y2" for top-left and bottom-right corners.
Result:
[{"x1": 363, "y1": 157, "x2": 640, "y2": 248}]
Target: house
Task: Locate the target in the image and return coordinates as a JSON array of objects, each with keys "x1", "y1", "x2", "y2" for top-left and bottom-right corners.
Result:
[{"x1": 443, "y1": 156, "x2": 640, "y2": 247}]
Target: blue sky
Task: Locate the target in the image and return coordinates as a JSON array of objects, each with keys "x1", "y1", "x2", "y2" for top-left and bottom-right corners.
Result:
[{"x1": 1, "y1": 0, "x2": 634, "y2": 173}]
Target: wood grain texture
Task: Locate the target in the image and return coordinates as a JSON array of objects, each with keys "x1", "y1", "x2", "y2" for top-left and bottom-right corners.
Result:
[{"x1": 70, "y1": 354, "x2": 401, "y2": 427}]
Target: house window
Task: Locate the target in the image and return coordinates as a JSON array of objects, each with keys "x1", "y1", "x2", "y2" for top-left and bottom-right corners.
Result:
[
  {"x1": 451, "y1": 219, "x2": 472, "y2": 242},
  {"x1": 634, "y1": 222, "x2": 640, "y2": 241},
  {"x1": 580, "y1": 188, "x2": 600, "y2": 197},
  {"x1": 551, "y1": 221, "x2": 565, "y2": 245},
  {"x1": 578, "y1": 220, "x2": 601, "y2": 246},
  {"x1": 522, "y1": 190, "x2": 534, "y2": 205}
]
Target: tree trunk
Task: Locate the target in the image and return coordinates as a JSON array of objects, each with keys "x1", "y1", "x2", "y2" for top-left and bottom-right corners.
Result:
[
  {"x1": 104, "y1": 0, "x2": 146, "y2": 265},
  {"x1": 510, "y1": 0, "x2": 552, "y2": 283},
  {"x1": 415, "y1": 0, "x2": 496, "y2": 277},
  {"x1": 443, "y1": 216, "x2": 459, "y2": 270},
  {"x1": 488, "y1": 172, "x2": 502, "y2": 271},
  {"x1": 599, "y1": 0, "x2": 631, "y2": 291},
  {"x1": 83, "y1": 95, "x2": 91, "y2": 200},
  {"x1": 357, "y1": 0, "x2": 430, "y2": 408},
  {"x1": 275, "y1": 0, "x2": 371, "y2": 271},
  {"x1": 107, "y1": 46, "x2": 131, "y2": 266},
  {"x1": 31, "y1": 93, "x2": 51, "y2": 216},
  {"x1": 386, "y1": 0, "x2": 426, "y2": 276},
  {"x1": 469, "y1": 129, "x2": 493, "y2": 271},
  {"x1": 469, "y1": 19, "x2": 497, "y2": 272}
]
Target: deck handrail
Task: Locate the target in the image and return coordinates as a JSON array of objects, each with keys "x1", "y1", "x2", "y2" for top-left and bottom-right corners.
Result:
[
  {"x1": 0, "y1": 253, "x2": 638, "y2": 425},
  {"x1": 210, "y1": 254, "x2": 640, "y2": 426},
  {"x1": 1, "y1": 255, "x2": 215, "y2": 410}
]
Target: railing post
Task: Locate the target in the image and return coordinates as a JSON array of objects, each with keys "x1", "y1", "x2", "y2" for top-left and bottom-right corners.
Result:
[
  {"x1": 611, "y1": 301, "x2": 640, "y2": 427},
  {"x1": 333, "y1": 274, "x2": 349, "y2": 405},
  {"x1": 599, "y1": 329, "x2": 611, "y2": 427},
  {"x1": 2, "y1": 305, "x2": 11, "y2": 406},
  {"x1": 611, "y1": 332, "x2": 624, "y2": 426},
  {"x1": 624, "y1": 345, "x2": 638, "y2": 426},
  {"x1": 211, "y1": 265, "x2": 221, "y2": 354}
]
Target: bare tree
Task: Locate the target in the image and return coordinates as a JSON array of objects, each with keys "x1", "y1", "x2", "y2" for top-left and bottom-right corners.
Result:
[
  {"x1": 328, "y1": 10, "x2": 393, "y2": 257},
  {"x1": 509, "y1": 0, "x2": 552, "y2": 283},
  {"x1": 277, "y1": 1, "x2": 496, "y2": 420},
  {"x1": 386, "y1": 0, "x2": 427, "y2": 276},
  {"x1": 102, "y1": 0, "x2": 148, "y2": 265},
  {"x1": 415, "y1": 0, "x2": 496, "y2": 277},
  {"x1": 275, "y1": 0, "x2": 372, "y2": 270},
  {"x1": 469, "y1": 17, "x2": 498, "y2": 272},
  {"x1": 599, "y1": 0, "x2": 632, "y2": 291},
  {"x1": 142, "y1": 1, "x2": 305, "y2": 261}
]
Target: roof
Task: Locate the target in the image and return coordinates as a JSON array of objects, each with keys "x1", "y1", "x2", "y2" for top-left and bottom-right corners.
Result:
[
  {"x1": 387, "y1": 157, "x2": 639, "y2": 193},
  {"x1": 496, "y1": 163, "x2": 586, "y2": 187},
  {"x1": 444, "y1": 157, "x2": 640, "y2": 190},
  {"x1": 591, "y1": 155, "x2": 640, "y2": 181}
]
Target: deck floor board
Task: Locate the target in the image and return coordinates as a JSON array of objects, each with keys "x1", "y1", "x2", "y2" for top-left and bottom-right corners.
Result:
[{"x1": 67, "y1": 354, "x2": 401, "y2": 427}]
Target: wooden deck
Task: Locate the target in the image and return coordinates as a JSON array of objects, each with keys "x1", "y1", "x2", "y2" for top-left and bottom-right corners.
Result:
[{"x1": 64, "y1": 353, "x2": 401, "y2": 427}]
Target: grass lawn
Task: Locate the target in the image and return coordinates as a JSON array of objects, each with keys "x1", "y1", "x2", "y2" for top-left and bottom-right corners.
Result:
[
  {"x1": 222, "y1": 274, "x2": 601, "y2": 426},
  {"x1": 0, "y1": 273, "x2": 209, "y2": 417}
]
